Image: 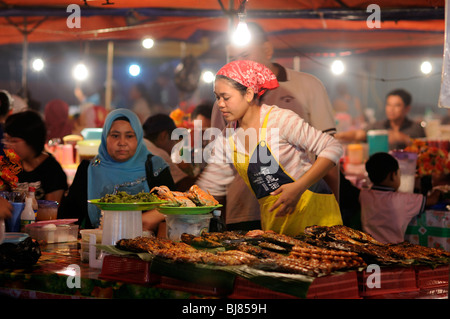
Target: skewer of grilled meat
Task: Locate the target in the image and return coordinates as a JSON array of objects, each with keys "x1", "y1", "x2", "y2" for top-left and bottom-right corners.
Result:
[
  {"x1": 304, "y1": 225, "x2": 384, "y2": 246},
  {"x1": 180, "y1": 233, "x2": 224, "y2": 248},
  {"x1": 116, "y1": 236, "x2": 196, "y2": 254},
  {"x1": 246, "y1": 229, "x2": 313, "y2": 249},
  {"x1": 387, "y1": 242, "x2": 450, "y2": 261},
  {"x1": 154, "y1": 247, "x2": 258, "y2": 266},
  {"x1": 180, "y1": 231, "x2": 248, "y2": 248}
]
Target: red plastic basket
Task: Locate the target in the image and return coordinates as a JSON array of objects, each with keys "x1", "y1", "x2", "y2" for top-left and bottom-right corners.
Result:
[
  {"x1": 228, "y1": 276, "x2": 299, "y2": 299},
  {"x1": 157, "y1": 276, "x2": 233, "y2": 297},
  {"x1": 414, "y1": 265, "x2": 449, "y2": 289},
  {"x1": 99, "y1": 254, "x2": 160, "y2": 285},
  {"x1": 229, "y1": 271, "x2": 360, "y2": 299},
  {"x1": 307, "y1": 271, "x2": 360, "y2": 299},
  {"x1": 358, "y1": 266, "x2": 419, "y2": 298},
  {"x1": 417, "y1": 287, "x2": 448, "y2": 299}
]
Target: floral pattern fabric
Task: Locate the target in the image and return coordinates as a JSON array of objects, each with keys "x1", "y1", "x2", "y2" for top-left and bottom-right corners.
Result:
[{"x1": 216, "y1": 60, "x2": 279, "y2": 97}]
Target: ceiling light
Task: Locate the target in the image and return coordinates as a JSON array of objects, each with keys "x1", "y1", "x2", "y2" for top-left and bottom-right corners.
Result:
[
  {"x1": 421, "y1": 61, "x2": 432, "y2": 75},
  {"x1": 72, "y1": 63, "x2": 89, "y2": 81},
  {"x1": 32, "y1": 58, "x2": 44, "y2": 72},
  {"x1": 142, "y1": 38, "x2": 154, "y2": 49},
  {"x1": 231, "y1": 14, "x2": 251, "y2": 47},
  {"x1": 331, "y1": 60, "x2": 345, "y2": 75},
  {"x1": 129, "y1": 64, "x2": 141, "y2": 77}
]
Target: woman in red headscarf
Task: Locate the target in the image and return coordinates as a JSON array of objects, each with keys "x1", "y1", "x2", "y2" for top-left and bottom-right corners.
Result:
[
  {"x1": 196, "y1": 60, "x2": 343, "y2": 236},
  {"x1": 44, "y1": 99, "x2": 73, "y2": 142}
]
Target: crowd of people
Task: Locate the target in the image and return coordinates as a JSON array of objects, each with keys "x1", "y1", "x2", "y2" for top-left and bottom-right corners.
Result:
[{"x1": 0, "y1": 22, "x2": 447, "y2": 244}]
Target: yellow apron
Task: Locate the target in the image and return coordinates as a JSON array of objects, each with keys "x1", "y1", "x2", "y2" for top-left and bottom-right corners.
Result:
[{"x1": 228, "y1": 107, "x2": 342, "y2": 236}]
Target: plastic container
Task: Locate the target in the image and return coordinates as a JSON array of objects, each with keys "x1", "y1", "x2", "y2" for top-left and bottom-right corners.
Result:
[
  {"x1": 79, "y1": 229, "x2": 103, "y2": 263},
  {"x1": 347, "y1": 144, "x2": 364, "y2": 164},
  {"x1": 367, "y1": 129, "x2": 389, "y2": 156},
  {"x1": 5, "y1": 202, "x2": 25, "y2": 232},
  {"x1": 77, "y1": 139, "x2": 101, "y2": 162},
  {"x1": 81, "y1": 128, "x2": 102, "y2": 140},
  {"x1": 390, "y1": 150, "x2": 418, "y2": 193},
  {"x1": 25, "y1": 220, "x2": 79, "y2": 243},
  {"x1": 36, "y1": 200, "x2": 58, "y2": 221},
  {"x1": 165, "y1": 213, "x2": 212, "y2": 241},
  {"x1": 101, "y1": 210, "x2": 143, "y2": 246},
  {"x1": 63, "y1": 134, "x2": 83, "y2": 164}
]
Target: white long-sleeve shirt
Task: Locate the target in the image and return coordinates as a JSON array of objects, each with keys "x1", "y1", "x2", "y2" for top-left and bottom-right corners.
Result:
[{"x1": 197, "y1": 104, "x2": 343, "y2": 196}]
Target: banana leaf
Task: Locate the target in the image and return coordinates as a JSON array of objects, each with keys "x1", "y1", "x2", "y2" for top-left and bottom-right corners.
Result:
[
  {"x1": 221, "y1": 264, "x2": 314, "y2": 298},
  {"x1": 150, "y1": 256, "x2": 236, "y2": 295},
  {"x1": 95, "y1": 245, "x2": 328, "y2": 298},
  {"x1": 96, "y1": 244, "x2": 154, "y2": 262}
]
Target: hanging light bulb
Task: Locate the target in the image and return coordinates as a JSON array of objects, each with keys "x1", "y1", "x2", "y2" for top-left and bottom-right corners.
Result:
[
  {"x1": 72, "y1": 63, "x2": 89, "y2": 81},
  {"x1": 202, "y1": 70, "x2": 215, "y2": 83},
  {"x1": 331, "y1": 60, "x2": 345, "y2": 75},
  {"x1": 142, "y1": 37, "x2": 154, "y2": 49},
  {"x1": 420, "y1": 61, "x2": 432, "y2": 75},
  {"x1": 231, "y1": 13, "x2": 251, "y2": 47},
  {"x1": 32, "y1": 58, "x2": 44, "y2": 72},
  {"x1": 129, "y1": 64, "x2": 141, "y2": 77}
]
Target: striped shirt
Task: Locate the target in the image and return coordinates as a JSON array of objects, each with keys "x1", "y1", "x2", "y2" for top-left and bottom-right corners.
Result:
[{"x1": 197, "y1": 104, "x2": 343, "y2": 196}]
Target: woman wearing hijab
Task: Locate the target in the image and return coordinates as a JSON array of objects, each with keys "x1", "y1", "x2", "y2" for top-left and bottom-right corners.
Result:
[
  {"x1": 58, "y1": 109, "x2": 175, "y2": 230},
  {"x1": 197, "y1": 60, "x2": 343, "y2": 236},
  {"x1": 44, "y1": 99, "x2": 73, "y2": 142}
]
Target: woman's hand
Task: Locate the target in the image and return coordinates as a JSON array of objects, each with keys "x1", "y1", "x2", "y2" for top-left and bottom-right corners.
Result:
[
  {"x1": 269, "y1": 182, "x2": 305, "y2": 217},
  {"x1": 142, "y1": 209, "x2": 166, "y2": 233},
  {"x1": 269, "y1": 157, "x2": 337, "y2": 217}
]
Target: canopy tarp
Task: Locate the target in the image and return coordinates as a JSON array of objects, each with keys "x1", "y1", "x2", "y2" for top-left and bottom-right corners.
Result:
[{"x1": 0, "y1": 0, "x2": 445, "y2": 56}]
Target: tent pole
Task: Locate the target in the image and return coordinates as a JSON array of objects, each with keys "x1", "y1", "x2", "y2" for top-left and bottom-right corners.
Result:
[
  {"x1": 105, "y1": 40, "x2": 114, "y2": 111},
  {"x1": 21, "y1": 17, "x2": 28, "y2": 102},
  {"x1": 226, "y1": 0, "x2": 234, "y2": 63}
]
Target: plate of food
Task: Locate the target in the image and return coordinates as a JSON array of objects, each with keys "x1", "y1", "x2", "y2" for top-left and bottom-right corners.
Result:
[
  {"x1": 151, "y1": 185, "x2": 222, "y2": 215},
  {"x1": 88, "y1": 191, "x2": 167, "y2": 211},
  {"x1": 157, "y1": 204, "x2": 223, "y2": 215}
]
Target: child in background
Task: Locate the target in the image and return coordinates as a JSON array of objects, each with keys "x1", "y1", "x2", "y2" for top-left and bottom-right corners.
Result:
[{"x1": 360, "y1": 152, "x2": 441, "y2": 244}]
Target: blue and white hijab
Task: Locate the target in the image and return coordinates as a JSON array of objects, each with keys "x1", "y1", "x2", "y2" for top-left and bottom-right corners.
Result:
[{"x1": 87, "y1": 108, "x2": 167, "y2": 227}]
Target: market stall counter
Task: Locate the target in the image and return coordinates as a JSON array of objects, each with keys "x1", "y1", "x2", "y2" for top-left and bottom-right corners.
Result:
[
  {"x1": 0, "y1": 240, "x2": 191, "y2": 299},
  {"x1": 0, "y1": 225, "x2": 448, "y2": 300}
]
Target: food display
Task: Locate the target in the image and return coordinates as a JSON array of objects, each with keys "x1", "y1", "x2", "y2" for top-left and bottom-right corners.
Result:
[
  {"x1": 88, "y1": 191, "x2": 166, "y2": 211},
  {"x1": 151, "y1": 185, "x2": 222, "y2": 215},
  {"x1": 99, "y1": 191, "x2": 160, "y2": 203},
  {"x1": 151, "y1": 185, "x2": 219, "y2": 207},
  {"x1": 165, "y1": 214, "x2": 212, "y2": 241},
  {"x1": 302, "y1": 225, "x2": 450, "y2": 266},
  {"x1": 115, "y1": 225, "x2": 450, "y2": 279}
]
